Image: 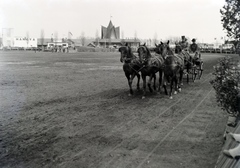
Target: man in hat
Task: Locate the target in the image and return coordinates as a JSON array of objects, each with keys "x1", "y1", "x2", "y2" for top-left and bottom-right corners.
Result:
[
  {"x1": 189, "y1": 38, "x2": 199, "y2": 53},
  {"x1": 189, "y1": 38, "x2": 203, "y2": 69},
  {"x1": 179, "y1": 35, "x2": 189, "y2": 51}
]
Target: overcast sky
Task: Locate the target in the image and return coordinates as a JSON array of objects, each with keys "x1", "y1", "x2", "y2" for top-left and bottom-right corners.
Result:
[{"x1": 0, "y1": 0, "x2": 226, "y2": 43}]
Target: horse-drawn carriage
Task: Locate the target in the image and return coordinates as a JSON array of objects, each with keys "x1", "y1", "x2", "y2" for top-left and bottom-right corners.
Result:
[
  {"x1": 175, "y1": 44, "x2": 203, "y2": 83},
  {"x1": 119, "y1": 41, "x2": 204, "y2": 99}
]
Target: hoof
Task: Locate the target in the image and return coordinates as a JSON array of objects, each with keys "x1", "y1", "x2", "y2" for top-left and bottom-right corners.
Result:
[
  {"x1": 180, "y1": 83, "x2": 183, "y2": 86},
  {"x1": 142, "y1": 96, "x2": 145, "y2": 99},
  {"x1": 178, "y1": 88, "x2": 181, "y2": 92},
  {"x1": 128, "y1": 93, "x2": 132, "y2": 96},
  {"x1": 174, "y1": 91, "x2": 177, "y2": 95},
  {"x1": 169, "y1": 96, "x2": 173, "y2": 99}
]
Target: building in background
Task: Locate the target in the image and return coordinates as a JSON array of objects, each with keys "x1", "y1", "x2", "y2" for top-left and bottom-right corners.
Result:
[
  {"x1": 2, "y1": 28, "x2": 14, "y2": 48},
  {"x1": 101, "y1": 20, "x2": 120, "y2": 39},
  {"x1": 14, "y1": 37, "x2": 37, "y2": 48},
  {"x1": 94, "y1": 20, "x2": 140, "y2": 49}
]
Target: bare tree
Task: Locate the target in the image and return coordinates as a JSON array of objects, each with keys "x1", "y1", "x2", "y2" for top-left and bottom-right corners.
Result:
[
  {"x1": 54, "y1": 31, "x2": 58, "y2": 42},
  {"x1": 121, "y1": 31, "x2": 125, "y2": 45},
  {"x1": 95, "y1": 29, "x2": 100, "y2": 46},
  {"x1": 153, "y1": 32, "x2": 158, "y2": 46},
  {"x1": 26, "y1": 31, "x2": 29, "y2": 48},
  {"x1": 121, "y1": 30, "x2": 124, "y2": 39},
  {"x1": 80, "y1": 32, "x2": 86, "y2": 46},
  {"x1": 167, "y1": 36, "x2": 180, "y2": 44},
  {"x1": 134, "y1": 30, "x2": 137, "y2": 42},
  {"x1": 40, "y1": 29, "x2": 44, "y2": 49}
]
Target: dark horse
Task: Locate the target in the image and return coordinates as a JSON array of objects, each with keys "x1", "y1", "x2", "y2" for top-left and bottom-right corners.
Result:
[
  {"x1": 175, "y1": 43, "x2": 195, "y2": 83},
  {"x1": 119, "y1": 43, "x2": 142, "y2": 96},
  {"x1": 155, "y1": 41, "x2": 182, "y2": 99},
  {"x1": 137, "y1": 43, "x2": 164, "y2": 99}
]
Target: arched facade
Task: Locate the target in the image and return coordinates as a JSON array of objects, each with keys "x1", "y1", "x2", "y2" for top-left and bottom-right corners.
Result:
[
  {"x1": 95, "y1": 20, "x2": 140, "y2": 49},
  {"x1": 101, "y1": 20, "x2": 120, "y2": 39}
]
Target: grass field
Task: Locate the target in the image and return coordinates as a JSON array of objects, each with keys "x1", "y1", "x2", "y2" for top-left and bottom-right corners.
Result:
[{"x1": 0, "y1": 51, "x2": 238, "y2": 168}]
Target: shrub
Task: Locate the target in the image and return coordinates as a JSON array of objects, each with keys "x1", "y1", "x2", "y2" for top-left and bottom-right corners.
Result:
[{"x1": 210, "y1": 56, "x2": 240, "y2": 116}]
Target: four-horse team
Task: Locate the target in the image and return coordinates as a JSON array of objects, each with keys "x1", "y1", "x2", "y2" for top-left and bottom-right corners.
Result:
[{"x1": 119, "y1": 36, "x2": 203, "y2": 99}]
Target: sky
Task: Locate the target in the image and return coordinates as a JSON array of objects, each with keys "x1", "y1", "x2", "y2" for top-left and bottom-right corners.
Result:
[{"x1": 0, "y1": 0, "x2": 227, "y2": 43}]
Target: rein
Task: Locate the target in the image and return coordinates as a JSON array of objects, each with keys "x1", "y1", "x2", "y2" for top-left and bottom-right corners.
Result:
[
  {"x1": 129, "y1": 63, "x2": 145, "y2": 73},
  {"x1": 123, "y1": 52, "x2": 144, "y2": 73}
]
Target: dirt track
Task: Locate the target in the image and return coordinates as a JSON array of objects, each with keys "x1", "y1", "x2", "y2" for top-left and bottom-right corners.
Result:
[{"x1": 0, "y1": 51, "x2": 237, "y2": 168}]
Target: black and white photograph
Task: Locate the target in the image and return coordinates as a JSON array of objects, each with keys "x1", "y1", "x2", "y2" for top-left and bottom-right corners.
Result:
[{"x1": 1, "y1": 0, "x2": 240, "y2": 167}]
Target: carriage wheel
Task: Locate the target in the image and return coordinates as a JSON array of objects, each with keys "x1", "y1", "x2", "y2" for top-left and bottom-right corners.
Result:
[
  {"x1": 185, "y1": 69, "x2": 189, "y2": 83},
  {"x1": 197, "y1": 62, "x2": 203, "y2": 79},
  {"x1": 192, "y1": 66, "x2": 197, "y2": 82}
]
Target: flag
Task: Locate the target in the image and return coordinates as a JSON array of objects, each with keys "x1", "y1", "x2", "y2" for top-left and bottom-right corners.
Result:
[{"x1": 69, "y1": 32, "x2": 73, "y2": 36}]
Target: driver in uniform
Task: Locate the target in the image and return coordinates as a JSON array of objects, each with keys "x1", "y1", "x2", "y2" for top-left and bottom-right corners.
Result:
[{"x1": 189, "y1": 38, "x2": 203, "y2": 69}]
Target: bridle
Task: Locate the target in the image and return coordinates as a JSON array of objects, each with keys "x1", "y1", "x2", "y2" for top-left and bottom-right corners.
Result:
[{"x1": 119, "y1": 46, "x2": 144, "y2": 73}]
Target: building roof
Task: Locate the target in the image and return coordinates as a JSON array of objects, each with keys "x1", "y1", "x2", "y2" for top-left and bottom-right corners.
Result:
[
  {"x1": 87, "y1": 42, "x2": 96, "y2": 47},
  {"x1": 37, "y1": 38, "x2": 52, "y2": 45},
  {"x1": 101, "y1": 20, "x2": 120, "y2": 39},
  {"x1": 97, "y1": 38, "x2": 141, "y2": 43},
  {"x1": 37, "y1": 38, "x2": 79, "y2": 45}
]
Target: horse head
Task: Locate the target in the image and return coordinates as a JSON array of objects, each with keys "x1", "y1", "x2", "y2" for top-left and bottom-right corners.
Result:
[
  {"x1": 175, "y1": 42, "x2": 182, "y2": 54},
  {"x1": 154, "y1": 43, "x2": 162, "y2": 55},
  {"x1": 119, "y1": 43, "x2": 133, "y2": 63},
  {"x1": 137, "y1": 43, "x2": 151, "y2": 64},
  {"x1": 156, "y1": 41, "x2": 171, "y2": 58}
]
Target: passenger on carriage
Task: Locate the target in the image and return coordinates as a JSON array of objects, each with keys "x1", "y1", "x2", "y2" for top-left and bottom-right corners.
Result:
[
  {"x1": 179, "y1": 35, "x2": 189, "y2": 51},
  {"x1": 178, "y1": 35, "x2": 191, "y2": 58},
  {"x1": 189, "y1": 38, "x2": 198, "y2": 53},
  {"x1": 189, "y1": 38, "x2": 202, "y2": 66}
]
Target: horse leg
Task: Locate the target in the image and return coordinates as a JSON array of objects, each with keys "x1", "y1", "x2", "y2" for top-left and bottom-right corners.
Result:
[
  {"x1": 174, "y1": 76, "x2": 178, "y2": 95},
  {"x1": 142, "y1": 75, "x2": 147, "y2": 99},
  {"x1": 148, "y1": 72, "x2": 156, "y2": 93},
  {"x1": 163, "y1": 74, "x2": 168, "y2": 96},
  {"x1": 136, "y1": 73, "x2": 140, "y2": 91},
  {"x1": 169, "y1": 77, "x2": 174, "y2": 99},
  {"x1": 177, "y1": 75, "x2": 182, "y2": 92},
  {"x1": 186, "y1": 66, "x2": 189, "y2": 83},
  {"x1": 153, "y1": 73, "x2": 156, "y2": 91},
  {"x1": 147, "y1": 74, "x2": 154, "y2": 93},
  {"x1": 179, "y1": 69, "x2": 184, "y2": 86},
  {"x1": 125, "y1": 73, "x2": 133, "y2": 96},
  {"x1": 158, "y1": 70, "x2": 162, "y2": 93},
  {"x1": 130, "y1": 73, "x2": 137, "y2": 89}
]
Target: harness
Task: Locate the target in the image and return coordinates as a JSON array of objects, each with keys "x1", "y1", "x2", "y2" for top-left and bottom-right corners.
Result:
[
  {"x1": 123, "y1": 53, "x2": 144, "y2": 73},
  {"x1": 129, "y1": 63, "x2": 145, "y2": 73}
]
